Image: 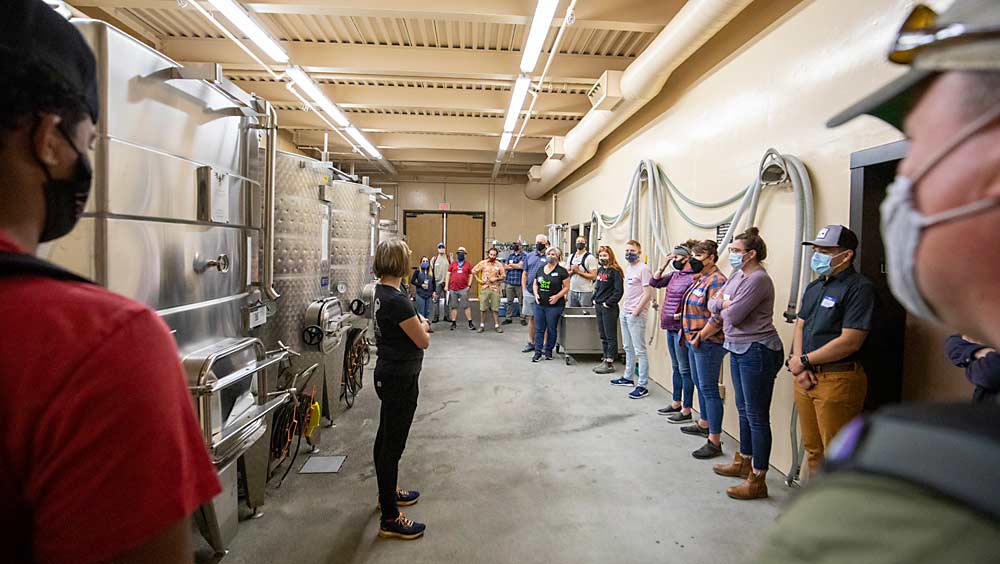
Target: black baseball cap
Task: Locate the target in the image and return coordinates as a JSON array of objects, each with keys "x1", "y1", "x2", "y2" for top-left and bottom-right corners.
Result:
[
  {"x1": 803, "y1": 225, "x2": 859, "y2": 250},
  {"x1": 0, "y1": 0, "x2": 99, "y2": 122}
]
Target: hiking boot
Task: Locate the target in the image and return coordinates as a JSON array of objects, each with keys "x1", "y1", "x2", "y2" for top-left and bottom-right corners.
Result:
[
  {"x1": 667, "y1": 412, "x2": 693, "y2": 424},
  {"x1": 378, "y1": 513, "x2": 426, "y2": 540},
  {"x1": 714, "y1": 452, "x2": 752, "y2": 479},
  {"x1": 680, "y1": 424, "x2": 709, "y2": 437},
  {"x1": 727, "y1": 470, "x2": 768, "y2": 500},
  {"x1": 522, "y1": 343, "x2": 535, "y2": 353},
  {"x1": 657, "y1": 404, "x2": 682, "y2": 415},
  {"x1": 692, "y1": 440, "x2": 723, "y2": 459},
  {"x1": 594, "y1": 362, "x2": 615, "y2": 374}
]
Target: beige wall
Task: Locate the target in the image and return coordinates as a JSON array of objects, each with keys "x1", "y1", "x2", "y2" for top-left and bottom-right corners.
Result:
[
  {"x1": 551, "y1": 0, "x2": 964, "y2": 474},
  {"x1": 382, "y1": 181, "x2": 551, "y2": 256}
]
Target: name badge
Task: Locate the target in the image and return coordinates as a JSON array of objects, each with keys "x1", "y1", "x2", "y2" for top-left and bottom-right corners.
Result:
[
  {"x1": 723, "y1": 293, "x2": 731, "y2": 301},
  {"x1": 458, "y1": 268, "x2": 464, "y2": 273},
  {"x1": 821, "y1": 296, "x2": 837, "y2": 308},
  {"x1": 693, "y1": 288, "x2": 705, "y2": 298}
]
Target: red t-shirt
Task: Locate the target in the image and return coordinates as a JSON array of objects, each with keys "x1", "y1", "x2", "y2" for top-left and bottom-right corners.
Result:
[
  {"x1": 0, "y1": 232, "x2": 221, "y2": 563},
  {"x1": 448, "y1": 260, "x2": 472, "y2": 291}
]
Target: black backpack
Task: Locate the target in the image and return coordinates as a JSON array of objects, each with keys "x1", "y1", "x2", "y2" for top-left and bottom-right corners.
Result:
[{"x1": 0, "y1": 251, "x2": 93, "y2": 284}]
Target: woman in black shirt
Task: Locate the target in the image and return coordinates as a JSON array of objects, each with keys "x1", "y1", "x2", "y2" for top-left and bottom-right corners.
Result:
[
  {"x1": 593, "y1": 245, "x2": 625, "y2": 374},
  {"x1": 531, "y1": 246, "x2": 570, "y2": 362},
  {"x1": 372, "y1": 240, "x2": 430, "y2": 540}
]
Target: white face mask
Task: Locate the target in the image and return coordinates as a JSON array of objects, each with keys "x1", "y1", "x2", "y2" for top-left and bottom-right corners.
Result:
[{"x1": 881, "y1": 103, "x2": 1000, "y2": 322}]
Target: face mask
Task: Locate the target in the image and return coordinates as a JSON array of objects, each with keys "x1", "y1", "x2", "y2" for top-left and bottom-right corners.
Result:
[
  {"x1": 625, "y1": 252, "x2": 638, "y2": 263},
  {"x1": 599, "y1": 258, "x2": 609, "y2": 266},
  {"x1": 513, "y1": 245, "x2": 521, "y2": 252},
  {"x1": 439, "y1": 249, "x2": 446, "y2": 254},
  {"x1": 810, "y1": 250, "x2": 847, "y2": 277},
  {"x1": 536, "y1": 242, "x2": 546, "y2": 252},
  {"x1": 671, "y1": 259, "x2": 686, "y2": 271},
  {"x1": 421, "y1": 261, "x2": 429, "y2": 269},
  {"x1": 35, "y1": 124, "x2": 93, "y2": 243},
  {"x1": 576, "y1": 242, "x2": 586, "y2": 250},
  {"x1": 457, "y1": 252, "x2": 465, "y2": 261},
  {"x1": 688, "y1": 258, "x2": 704, "y2": 274},
  {"x1": 881, "y1": 103, "x2": 1000, "y2": 322},
  {"x1": 547, "y1": 255, "x2": 558, "y2": 264},
  {"x1": 729, "y1": 252, "x2": 744, "y2": 270}
]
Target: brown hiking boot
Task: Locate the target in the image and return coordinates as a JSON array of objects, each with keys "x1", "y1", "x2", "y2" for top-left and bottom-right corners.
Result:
[
  {"x1": 713, "y1": 451, "x2": 751, "y2": 479},
  {"x1": 726, "y1": 470, "x2": 768, "y2": 500}
]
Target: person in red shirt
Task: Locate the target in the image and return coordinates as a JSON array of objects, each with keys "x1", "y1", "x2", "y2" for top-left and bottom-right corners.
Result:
[
  {"x1": 0, "y1": 2, "x2": 221, "y2": 563},
  {"x1": 445, "y1": 245, "x2": 475, "y2": 331}
]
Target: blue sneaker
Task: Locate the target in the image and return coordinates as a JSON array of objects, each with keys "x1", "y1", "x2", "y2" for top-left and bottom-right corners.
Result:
[
  {"x1": 379, "y1": 513, "x2": 426, "y2": 540},
  {"x1": 610, "y1": 377, "x2": 635, "y2": 386},
  {"x1": 396, "y1": 488, "x2": 420, "y2": 507},
  {"x1": 629, "y1": 386, "x2": 649, "y2": 399}
]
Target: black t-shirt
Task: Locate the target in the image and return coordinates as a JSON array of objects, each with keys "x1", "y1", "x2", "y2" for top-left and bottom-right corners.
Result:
[
  {"x1": 798, "y1": 266, "x2": 875, "y2": 362},
  {"x1": 374, "y1": 283, "x2": 424, "y2": 362},
  {"x1": 534, "y1": 265, "x2": 570, "y2": 307}
]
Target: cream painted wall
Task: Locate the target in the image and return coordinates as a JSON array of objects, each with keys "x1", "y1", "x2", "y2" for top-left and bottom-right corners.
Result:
[
  {"x1": 382, "y1": 181, "x2": 551, "y2": 255},
  {"x1": 550, "y1": 0, "x2": 960, "y2": 475}
]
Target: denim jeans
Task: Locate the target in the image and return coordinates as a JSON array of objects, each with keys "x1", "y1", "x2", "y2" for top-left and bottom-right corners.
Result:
[
  {"x1": 730, "y1": 342, "x2": 784, "y2": 471},
  {"x1": 620, "y1": 314, "x2": 649, "y2": 387},
  {"x1": 595, "y1": 302, "x2": 620, "y2": 360},
  {"x1": 687, "y1": 339, "x2": 727, "y2": 434},
  {"x1": 667, "y1": 330, "x2": 697, "y2": 410},
  {"x1": 533, "y1": 304, "x2": 563, "y2": 356},
  {"x1": 414, "y1": 295, "x2": 433, "y2": 320}
]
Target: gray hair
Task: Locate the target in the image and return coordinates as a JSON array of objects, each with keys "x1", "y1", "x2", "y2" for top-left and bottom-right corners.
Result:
[{"x1": 535, "y1": 234, "x2": 549, "y2": 243}]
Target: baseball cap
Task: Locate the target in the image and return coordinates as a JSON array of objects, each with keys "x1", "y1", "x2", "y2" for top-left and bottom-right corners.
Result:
[
  {"x1": 803, "y1": 225, "x2": 859, "y2": 250},
  {"x1": 437, "y1": 242, "x2": 445, "y2": 248},
  {"x1": 828, "y1": 0, "x2": 1000, "y2": 129},
  {"x1": 0, "y1": 0, "x2": 100, "y2": 122},
  {"x1": 672, "y1": 245, "x2": 691, "y2": 257}
]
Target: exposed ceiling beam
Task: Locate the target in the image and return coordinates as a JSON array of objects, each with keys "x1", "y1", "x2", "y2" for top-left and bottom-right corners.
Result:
[
  {"x1": 162, "y1": 38, "x2": 631, "y2": 82},
  {"x1": 294, "y1": 130, "x2": 548, "y2": 153},
  {"x1": 277, "y1": 111, "x2": 577, "y2": 137}
]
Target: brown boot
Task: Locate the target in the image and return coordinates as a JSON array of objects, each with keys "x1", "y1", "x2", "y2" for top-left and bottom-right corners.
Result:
[
  {"x1": 713, "y1": 452, "x2": 751, "y2": 479},
  {"x1": 726, "y1": 470, "x2": 768, "y2": 500}
]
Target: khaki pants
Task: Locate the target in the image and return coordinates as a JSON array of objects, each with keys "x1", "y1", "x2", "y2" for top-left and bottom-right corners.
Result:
[{"x1": 794, "y1": 363, "x2": 867, "y2": 477}]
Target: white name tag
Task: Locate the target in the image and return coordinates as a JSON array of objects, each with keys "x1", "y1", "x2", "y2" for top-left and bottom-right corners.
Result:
[
  {"x1": 821, "y1": 296, "x2": 837, "y2": 308},
  {"x1": 723, "y1": 293, "x2": 731, "y2": 301},
  {"x1": 693, "y1": 288, "x2": 705, "y2": 297}
]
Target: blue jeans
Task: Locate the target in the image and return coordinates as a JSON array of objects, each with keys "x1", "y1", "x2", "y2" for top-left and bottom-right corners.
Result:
[
  {"x1": 620, "y1": 314, "x2": 649, "y2": 387},
  {"x1": 687, "y1": 340, "x2": 727, "y2": 435},
  {"x1": 667, "y1": 330, "x2": 697, "y2": 410},
  {"x1": 534, "y1": 304, "x2": 563, "y2": 356},
  {"x1": 730, "y1": 342, "x2": 785, "y2": 471},
  {"x1": 415, "y1": 295, "x2": 433, "y2": 320}
]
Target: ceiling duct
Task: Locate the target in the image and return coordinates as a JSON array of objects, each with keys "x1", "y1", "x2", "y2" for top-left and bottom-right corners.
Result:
[
  {"x1": 525, "y1": 0, "x2": 754, "y2": 200},
  {"x1": 546, "y1": 137, "x2": 566, "y2": 160},
  {"x1": 527, "y1": 165, "x2": 543, "y2": 182},
  {"x1": 587, "y1": 70, "x2": 624, "y2": 111}
]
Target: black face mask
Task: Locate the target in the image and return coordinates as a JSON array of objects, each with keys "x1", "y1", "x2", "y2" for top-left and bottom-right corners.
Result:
[
  {"x1": 672, "y1": 259, "x2": 686, "y2": 271},
  {"x1": 513, "y1": 245, "x2": 521, "y2": 252},
  {"x1": 35, "y1": 124, "x2": 93, "y2": 243},
  {"x1": 599, "y1": 258, "x2": 609, "y2": 266},
  {"x1": 688, "y1": 258, "x2": 704, "y2": 274},
  {"x1": 576, "y1": 242, "x2": 586, "y2": 250},
  {"x1": 536, "y1": 242, "x2": 546, "y2": 252},
  {"x1": 457, "y1": 252, "x2": 466, "y2": 261}
]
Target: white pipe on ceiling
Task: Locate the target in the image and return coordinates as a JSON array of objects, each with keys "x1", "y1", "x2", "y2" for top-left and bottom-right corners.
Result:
[{"x1": 524, "y1": 0, "x2": 754, "y2": 200}]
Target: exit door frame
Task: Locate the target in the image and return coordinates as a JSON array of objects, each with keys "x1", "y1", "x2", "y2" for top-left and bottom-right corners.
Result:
[{"x1": 848, "y1": 139, "x2": 909, "y2": 266}]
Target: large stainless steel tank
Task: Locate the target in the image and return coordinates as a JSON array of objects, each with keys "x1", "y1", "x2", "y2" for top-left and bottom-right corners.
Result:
[{"x1": 42, "y1": 20, "x2": 287, "y2": 556}]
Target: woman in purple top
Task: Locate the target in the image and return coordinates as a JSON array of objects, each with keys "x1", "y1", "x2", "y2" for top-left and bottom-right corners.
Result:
[
  {"x1": 650, "y1": 242, "x2": 699, "y2": 423},
  {"x1": 708, "y1": 227, "x2": 784, "y2": 501}
]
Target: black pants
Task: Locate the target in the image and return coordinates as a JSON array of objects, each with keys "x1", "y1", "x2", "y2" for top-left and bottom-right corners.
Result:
[
  {"x1": 595, "y1": 302, "x2": 620, "y2": 360},
  {"x1": 373, "y1": 358, "x2": 421, "y2": 521}
]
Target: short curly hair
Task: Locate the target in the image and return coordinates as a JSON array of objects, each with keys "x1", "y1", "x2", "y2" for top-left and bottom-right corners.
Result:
[{"x1": 0, "y1": 52, "x2": 91, "y2": 147}]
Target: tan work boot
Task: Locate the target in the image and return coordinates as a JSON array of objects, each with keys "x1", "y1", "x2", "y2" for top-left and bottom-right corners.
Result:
[
  {"x1": 713, "y1": 451, "x2": 751, "y2": 479},
  {"x1": 726, "y1": 470, "x2": 768, "y2": 500}
]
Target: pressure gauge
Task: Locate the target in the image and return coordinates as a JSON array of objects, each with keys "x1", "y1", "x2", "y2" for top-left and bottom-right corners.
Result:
[{"x1": 337, "y1": 281, "x2": 349, "y2": 294}]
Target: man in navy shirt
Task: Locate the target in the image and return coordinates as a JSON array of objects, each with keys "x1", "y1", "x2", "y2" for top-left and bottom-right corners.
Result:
[
  {"x1": 521, "y1": 234, "x2": 549, "y2": 353},
  {"x1": 503, "y1": 242, "x2": 527, "y2": 326}
]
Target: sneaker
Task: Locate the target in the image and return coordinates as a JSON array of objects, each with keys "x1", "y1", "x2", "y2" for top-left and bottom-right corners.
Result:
[
  {"x1": 628, "y1": 386, "x2": 649, "y2": 399},
  {"x1": 495, "y1": 326, "x2": 503, "y2": 334},
  {"x1": 657, "y1": 405, "x2": 682, "y2": 415},
  {"x1": 477, "y1": 326, "x2": 485, "y2": 333},
  {"x1": 522, "y1": 343, "x2": 535, "y2": 353},
  {"x1": 667, "y1": 412, "x2": 693, "y2": 424},
  {"x1": 680, "y1": 424, "x2": 710, "y2": 437},
  {"x1": 502, "y1": 319, "x2": 513, "y2": 325},
  {"x1": 610, "y1": 377, "x2": 635, "y2": 387},
  {"x1": 395, "y1": 488, "x2": 420, "y2": 506},
  {"x1": 594, "y1": 362, "x2": 615, "y2": 375},
  {"x1": 544, "y1": 353, "x2": 554, "y2": 361},
  {"x1": 450, "y1": 322, "x2": 456, "y2": 331},
  {"x1": 591, "y1": 362, "x2": 606, "y2": 373},
  {"x1": 692, "y1": 440, "x2": 724, "y2": 460},
  {"x1": 378, "y1": 513, "x2": 426, "y2": 540},
  {"x1": 468, "y1": 321, "x2": 476, "y2": 330},
  {"x1": 532, "y1": 353, "x2": 543, "y2": 362},
  {"x1": 520, "y1": 318, "x2": 527, "y2": 326}
]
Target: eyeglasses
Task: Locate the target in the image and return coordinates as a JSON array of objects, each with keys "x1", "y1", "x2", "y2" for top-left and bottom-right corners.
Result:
[{"x1": 891, "y1": 4, "x2": 1000, "y2": 64}]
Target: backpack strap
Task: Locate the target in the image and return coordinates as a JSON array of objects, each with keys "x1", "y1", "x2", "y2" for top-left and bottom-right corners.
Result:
[
  {"x1": 577, "y1": 251, "x2": 593, "y2": 273},
  {"x1": 0, "y1": 251, "x2": 93, "y2": 285}
]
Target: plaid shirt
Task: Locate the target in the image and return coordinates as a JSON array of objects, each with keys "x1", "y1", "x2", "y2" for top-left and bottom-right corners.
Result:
[
  {"x1": 681, "y1": 268, "x2": 727, "y2": 344},
  {"x1": 504, "y1": 251, "x2": 526, "y2": 285}
]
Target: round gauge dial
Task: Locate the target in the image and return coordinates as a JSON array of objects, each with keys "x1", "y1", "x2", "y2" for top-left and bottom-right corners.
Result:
[{"x1": 337, "y1": 281, "x2": 349, "y2": 294}]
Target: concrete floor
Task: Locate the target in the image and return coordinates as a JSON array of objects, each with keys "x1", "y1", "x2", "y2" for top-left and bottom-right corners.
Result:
[{"x1": 199, "y1": 321, "x2": 788, "y2": 564}]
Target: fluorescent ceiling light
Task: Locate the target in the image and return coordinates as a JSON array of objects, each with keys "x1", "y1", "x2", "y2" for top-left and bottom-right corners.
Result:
[
  {"x1": 207, "y1": 0, "x2": 288, "y2": 63},
  {"x1": 520, "y1": 0, "x2": 559, "y2": 73},
  {"x1": 346, "y1": 126, "x2": 383, "y2": 160},
  {"x1": 285, "y1": 66, "x2": 350, "y2": 127},
  {"x1": 503, "y1": 75, "x2": 531, "y2": 132},
  {"x1": 499, "y1": 131, "x2": 513, "y2": 151}
]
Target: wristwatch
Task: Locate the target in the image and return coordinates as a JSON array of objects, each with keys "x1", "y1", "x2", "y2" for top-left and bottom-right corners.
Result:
[{"x1": 800, "y1": 353, "x2": 814, "y2": 371}]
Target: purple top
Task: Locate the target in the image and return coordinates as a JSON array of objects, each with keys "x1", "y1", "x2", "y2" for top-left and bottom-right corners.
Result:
[
  {"x1": 708, "y1": 268, "x2": 779, "y2": 345},
  {"x1": 649, "y1": 270, "x2": 694, "y2": 331}
]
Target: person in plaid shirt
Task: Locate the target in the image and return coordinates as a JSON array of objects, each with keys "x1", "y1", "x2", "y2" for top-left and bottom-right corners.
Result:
[
  {"x1": 503, "y1": 242, "x2": 527, "y2": 326},
  {"x1": 679, "y1": 239, "x2": 729, "y2": 460},
  {"x1": 472, "y1": 247, "x2": 506, "y2": 333}
]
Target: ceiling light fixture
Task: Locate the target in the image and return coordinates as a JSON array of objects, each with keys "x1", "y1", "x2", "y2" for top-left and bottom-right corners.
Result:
[
  {"x1": 503, "y1": 75, "x2": 532, "y2": 132},
  {"x1": 346, "y1": 126, "x2": 383, "y2": 160},
  {"x1": 207, "y1": 0, "x2": 288, "y2": 63},
  {"x1": 520, "y1": 0, "x2": 559, "y2": 73},
  {"x1": 499, "y1": 131, "x2": 513, "y2": 151},
  {"x1": 285, "y1": 66, "x2": 350, "y2": 127}
]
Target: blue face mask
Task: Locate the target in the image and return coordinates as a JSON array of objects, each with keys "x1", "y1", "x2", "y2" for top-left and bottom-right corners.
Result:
[
  {"x1": 625, "y1": 252, "x2": 639, "y2": 263},
  {"x1": 810, "y1": 250, "x2": 847, "y2": 277},
  {"x1": 728, "y1": 252, "x2": 744, "y2": 270},
  {"x1": 421, "y1": 261, "x2": 429, "y2": 269}
]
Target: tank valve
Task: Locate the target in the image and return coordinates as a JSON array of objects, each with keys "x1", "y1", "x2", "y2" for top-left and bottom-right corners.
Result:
[{"x1": 783, "y1": 307, "x2": 797, "y2": 324}]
